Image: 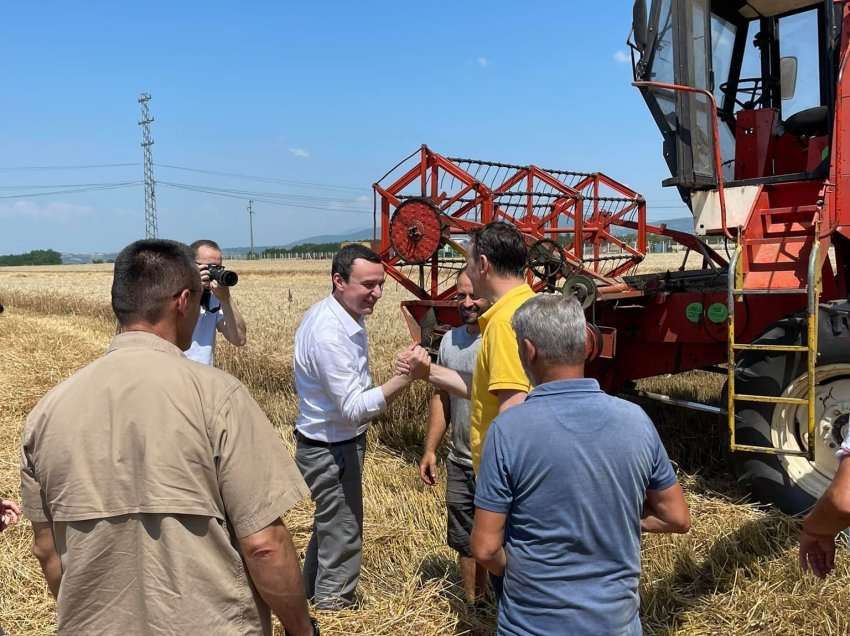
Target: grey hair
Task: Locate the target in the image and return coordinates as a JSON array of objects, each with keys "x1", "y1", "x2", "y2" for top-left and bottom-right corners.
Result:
[{"x1": 511, "y1": 293, "x2": 586, "y2": 365}]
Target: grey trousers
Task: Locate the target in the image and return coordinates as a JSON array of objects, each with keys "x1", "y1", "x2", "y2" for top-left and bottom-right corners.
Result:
[{"x1": 295, "y1": 433, "x2": 366, "y2": 609}]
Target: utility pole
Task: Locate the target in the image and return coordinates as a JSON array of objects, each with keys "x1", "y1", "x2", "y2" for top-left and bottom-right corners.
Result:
[
  {"x1": 247, "y1": 199, "x2": 255, "y2": 259},
  {"x1": 138, "y1": 92, "x2": 158, "y2": 239}
]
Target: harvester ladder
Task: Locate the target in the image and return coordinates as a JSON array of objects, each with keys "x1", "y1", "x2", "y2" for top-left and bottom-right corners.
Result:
[{"x1": 726, "y1": 235, "x2": 821, "y2": 460}]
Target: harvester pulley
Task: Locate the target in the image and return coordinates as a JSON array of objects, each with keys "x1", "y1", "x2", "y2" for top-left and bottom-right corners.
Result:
[
  {"x1": 562, "y1": 273, "x2": 597, "y2": 309},
  {"x1": 528, "y1": 239, "x2": 566, "y2": 290},
  {"x1": 389, "y1": 197, "x2": 444, "y2": 264}
]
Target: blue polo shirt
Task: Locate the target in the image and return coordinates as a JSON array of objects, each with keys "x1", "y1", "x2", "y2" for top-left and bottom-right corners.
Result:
[{"x1": 475, "y1": 378, "x2": 677, "y2": 636}]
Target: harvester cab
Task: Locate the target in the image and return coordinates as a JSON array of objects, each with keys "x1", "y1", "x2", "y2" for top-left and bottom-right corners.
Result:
[{"x1": 631, "y1": 0, "x2": 835, "y2": 234}]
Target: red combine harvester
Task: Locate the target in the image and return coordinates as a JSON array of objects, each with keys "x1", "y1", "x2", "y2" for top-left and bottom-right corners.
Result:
[{"x1": 373, "y1": 0, "x2": 850, "y2": 515}]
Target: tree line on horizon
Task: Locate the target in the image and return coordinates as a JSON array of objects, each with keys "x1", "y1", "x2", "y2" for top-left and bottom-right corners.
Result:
[
  {"x1": 0, "y1": 249, "x2": 62, "y2": 266},
  {"x1": 262, "y1": 240, "x2": 369, "y2": 257}
]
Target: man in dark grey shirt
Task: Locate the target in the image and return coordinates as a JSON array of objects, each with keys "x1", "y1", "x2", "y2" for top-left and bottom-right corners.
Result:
[{"x1": 419, "y1": 269, "x2": 490, "y2": 604}]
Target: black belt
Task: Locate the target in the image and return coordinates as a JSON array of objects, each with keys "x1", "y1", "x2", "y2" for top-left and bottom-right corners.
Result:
[{"x1": 295, "y1": 430, "x2": 364, "y2": 448}]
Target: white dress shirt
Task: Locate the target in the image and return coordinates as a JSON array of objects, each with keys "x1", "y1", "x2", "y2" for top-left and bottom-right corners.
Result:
[
  {"x1": 184, "y1": 297, "x2": 224, "y2": 366},
  {"x1": 294, "y1": 295, "x2": 387, "y2": 443}
]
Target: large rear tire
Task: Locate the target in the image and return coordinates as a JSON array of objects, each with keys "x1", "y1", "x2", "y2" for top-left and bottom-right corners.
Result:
[{"x1": 731, "y1": 304, "x2": 850, "y2": 515}]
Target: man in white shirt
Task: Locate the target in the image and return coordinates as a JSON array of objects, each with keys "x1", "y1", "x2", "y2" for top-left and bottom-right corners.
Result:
[
  {"x1": 293, "y1": 244, "x2": 415, "y2": 609},
  {"x1": 184, "y1": 240, "x2": 247, "y2": 365}
]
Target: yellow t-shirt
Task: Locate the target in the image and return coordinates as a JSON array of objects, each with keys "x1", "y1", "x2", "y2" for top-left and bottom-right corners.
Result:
[{"x1": 469, "y1": 283, "x2": 535, "y2": 471}]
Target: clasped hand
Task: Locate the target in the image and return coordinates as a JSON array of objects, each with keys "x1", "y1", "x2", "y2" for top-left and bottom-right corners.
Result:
[{"x1": 395, "y1": 344, "x2": 431, "y2": 380}]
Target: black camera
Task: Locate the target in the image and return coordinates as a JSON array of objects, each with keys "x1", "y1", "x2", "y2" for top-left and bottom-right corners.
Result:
[
  {"x1": 201, "y1": 265, "x2": 239, "y2": 312},
  {"x1": 207, "y1": 264, "x2": 238, "y2": 287}
]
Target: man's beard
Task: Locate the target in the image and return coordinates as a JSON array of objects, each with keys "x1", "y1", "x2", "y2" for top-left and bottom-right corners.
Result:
[{"x1": 459, "y1": 308, "x2": 479, "y2": 325}]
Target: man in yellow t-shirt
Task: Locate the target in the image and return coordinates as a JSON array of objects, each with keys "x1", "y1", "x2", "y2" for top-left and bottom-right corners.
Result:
[{"x1": 399, "y1": 221, "x2": 534, "y2": 470}]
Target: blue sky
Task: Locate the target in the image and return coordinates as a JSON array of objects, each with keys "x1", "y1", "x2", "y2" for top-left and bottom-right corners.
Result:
[{"x1": 0, "y1": 1, "x2": 687, "y2": 254}]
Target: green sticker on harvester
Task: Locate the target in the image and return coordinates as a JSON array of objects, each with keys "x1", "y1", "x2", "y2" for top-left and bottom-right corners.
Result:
[
  {"x1": 707, "y1": 302, "x2": 729, "y2": 324},
  {"x1": 685, "y1": 302, "x2": 704, "y2": 323}
]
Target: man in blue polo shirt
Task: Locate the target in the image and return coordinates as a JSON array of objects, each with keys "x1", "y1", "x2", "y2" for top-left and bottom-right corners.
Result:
[{"x1": 471, "y1": 293, "x2": 691, "y2": 636}]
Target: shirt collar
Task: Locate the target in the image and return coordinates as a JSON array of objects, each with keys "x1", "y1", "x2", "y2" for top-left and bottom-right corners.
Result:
[
  {"x1": 107, "y1": 331, "x2": 185, "y2": 356},
  {"x1": 326, "y1": 295, "x2": 364, "y2": 337},
  {"x1": 527, "y1": 377, "x2": 601, "y2": 399},
  {"x1": 478, "y1": 282, "x2": 534, "y2": 331}
]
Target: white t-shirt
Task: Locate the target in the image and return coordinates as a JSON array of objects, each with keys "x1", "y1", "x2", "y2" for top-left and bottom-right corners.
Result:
[{"x1": 184, "y1": 298, "x2": 225, "y2": 366}]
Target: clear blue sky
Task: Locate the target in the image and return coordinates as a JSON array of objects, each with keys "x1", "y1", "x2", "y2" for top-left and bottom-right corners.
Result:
[{"x1": 0, "y1": 1, "x2": 687, "y2": 254}]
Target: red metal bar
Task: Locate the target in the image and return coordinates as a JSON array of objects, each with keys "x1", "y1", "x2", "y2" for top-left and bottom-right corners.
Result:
[
  {"x1": 420, "y1": 147, "x2": 428, "y2": 196},
  {"x1": 632, "y1": 80, "x2": 733, "y2": 240},
  {"x1": 637, "y1": 200, "x2": 647, "y2": 255},
  {"x1": 440, "y1": 182, "x2": 477, "y2": 212},
  {"x1": 431, "y1": 162, "x2": 438, "y2": 200}
]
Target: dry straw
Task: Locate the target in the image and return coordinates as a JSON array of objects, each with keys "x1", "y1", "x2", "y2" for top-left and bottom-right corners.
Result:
[{"x1": 1, "y1": 258, "x2": 849, "y2": 635}]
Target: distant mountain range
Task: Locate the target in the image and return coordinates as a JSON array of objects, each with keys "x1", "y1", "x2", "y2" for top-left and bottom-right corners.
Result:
[
  {"x1": 59, "y1": 219, "x2": 694, "y2": 263},
  {"x1": 649, "y1": 216, "x2": 694, "y2": 233},
  {"x1": 220, "y1": 226, "x2": 373, "y2": 257}
]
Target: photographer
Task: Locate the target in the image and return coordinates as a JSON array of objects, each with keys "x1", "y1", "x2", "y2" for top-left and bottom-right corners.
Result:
[{"x1": 185, "y1": 239, "x2": 247, "y2": 365}]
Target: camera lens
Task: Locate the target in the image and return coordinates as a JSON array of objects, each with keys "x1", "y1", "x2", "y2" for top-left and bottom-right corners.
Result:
[{"x1": 219, "y1": 270, "x2": 238, "y2": 286}]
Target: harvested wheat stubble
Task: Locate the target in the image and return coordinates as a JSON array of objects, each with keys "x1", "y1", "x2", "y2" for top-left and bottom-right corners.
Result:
[{"x1": 1, "y1": 258, "x2": 849, "y2": 636}]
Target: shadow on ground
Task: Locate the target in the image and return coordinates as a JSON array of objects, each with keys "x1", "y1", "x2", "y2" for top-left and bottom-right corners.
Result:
[
  {"x1": 642, "y1": 515, "x2": 797, "y2": 632},
  {"x1": 417, "y1": 554, "x2": 497, "y2": 636}
]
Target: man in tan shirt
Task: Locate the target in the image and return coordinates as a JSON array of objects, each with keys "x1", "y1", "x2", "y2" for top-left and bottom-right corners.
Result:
[{"x1": 20, "y1": 239, "x2": 318, "y2": 636}]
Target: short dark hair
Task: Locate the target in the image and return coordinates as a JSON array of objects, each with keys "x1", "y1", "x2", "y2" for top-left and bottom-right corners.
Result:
[
  {"x1": 332, "y1": 244, "x2": 382, "y2": 282},
  {"x1": 112, "y1": 239, "x2": 200, "y2": 325},
  {"x1": 469, "y1": 222, "x2": 528, "y2": 278},
  {"x1": 190, "y1": 239, "x2": 222, "y2": 255}
]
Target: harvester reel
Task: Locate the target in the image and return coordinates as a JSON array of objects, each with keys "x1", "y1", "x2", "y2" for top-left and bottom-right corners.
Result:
[
  {"x1": 562, "y1": 274, "x2": 596, "y2": 309},
  {"x1": 528, "y1": 239, "x2": 566, "y2": 288},
  {"x1": 390, "y1": 198, "x2": 444, "y2": 264}
]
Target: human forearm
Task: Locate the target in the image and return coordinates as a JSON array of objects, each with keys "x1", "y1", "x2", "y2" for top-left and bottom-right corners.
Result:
[
  {"x1": 31, "y1": 523, "x2": 61, "y2": 598},
  {"x1": 219, "y1": 299, "x2": 247, "y2": 346},
  {"x1": 471, "y1": 544, "x2": 505, "y2": 577},
  {"x1": 241, "y1": 523, "x2": 313, "y2": 636},
  {"x1": 424, "y1": 392, "x2": 448, "y2": 454},
  {"x1": 470, "y1": 509, "x2": 507, "y2": 577},
  {"x1": 641, "y1": 514, "x2": 687, "y2": 533},
  {"x1": 39, "y1": 552, "x2": 62, "y2": 598},
  {"x1": 429, "y1": 364, "x2": 470, "y2": 399},
  {"x1": 380, "y1": 373, "x2": 414, "y2": 406},
  {"x1": 802, "y1": 488, "x2": 850, "y2": 537},
  {"x1": 642, "y1": 484, "x2": 690, "y2": 534}
]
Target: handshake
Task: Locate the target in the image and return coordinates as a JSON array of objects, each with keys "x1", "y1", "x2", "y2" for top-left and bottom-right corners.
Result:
[{"x1": 395, "y1": 344, "x2": 432, "y2": 381}]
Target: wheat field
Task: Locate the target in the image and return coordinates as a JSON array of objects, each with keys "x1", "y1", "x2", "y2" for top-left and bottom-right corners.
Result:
[{"x1": 1, "y1": 256, "x2": 849, "y2": 635}]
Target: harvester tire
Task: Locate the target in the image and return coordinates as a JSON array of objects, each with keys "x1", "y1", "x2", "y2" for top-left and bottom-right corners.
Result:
[{"x1": 730, "y1": 304, "x2": 850, "y2": 516}]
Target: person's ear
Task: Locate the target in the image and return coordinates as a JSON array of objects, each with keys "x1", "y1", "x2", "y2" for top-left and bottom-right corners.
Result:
[
  {"x1": 521, "y1": 338, "x2": 537, "y2": 364},
  {"x1": 332, "y1": 273, "x2": 345, "y2": 292},
  {"x1": 175, "y1": 288, "x2": 192, "y2": 317},
  {"x1": 478, "y1": 254, "x2": 490, "y2": 277}
]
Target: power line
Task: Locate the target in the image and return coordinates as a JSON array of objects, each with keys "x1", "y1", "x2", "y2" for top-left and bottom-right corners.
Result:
[
  {"x1": 0, "y1": 182, "x2": 142, "y2": 199},
  {"x1": 0, "y1": 181, "x2": 140, "y2": 189},
  {"x1": 157, "y1": 180, "x2": 368, "y2": 205},
  {"x1": 159, "y1": 182, "x2": 370, "y2": 214},
  {"x1": 0, "y1": 162, "x2": 138, "y2": 171},
  {"x1": 155, "y1": 163, "x2": 364, "y2": 192}
]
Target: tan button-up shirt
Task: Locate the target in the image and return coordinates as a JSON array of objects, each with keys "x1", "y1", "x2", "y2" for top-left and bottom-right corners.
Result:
[{"x1": 20, "y1": 331, "x2": 308, "y2": 635}]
